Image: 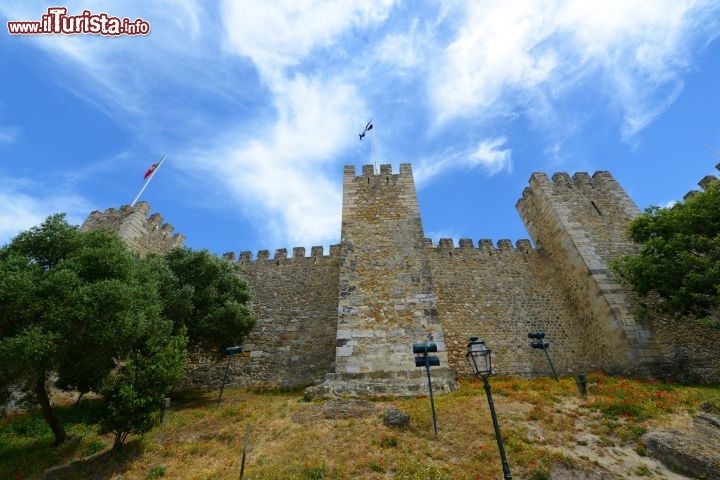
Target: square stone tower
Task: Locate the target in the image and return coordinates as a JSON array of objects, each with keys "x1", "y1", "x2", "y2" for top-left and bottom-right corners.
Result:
[
  {"x1": 516, "y1": 171, "x2": 657, "y2": 373},
  {"x1": 306, "y1": 164, "x2": 457, "y2": 397}
]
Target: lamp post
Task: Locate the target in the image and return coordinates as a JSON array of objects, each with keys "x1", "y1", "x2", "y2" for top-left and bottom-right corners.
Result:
[{"x1": 466, "y1": 337, "x2": 512, "y2": 480}]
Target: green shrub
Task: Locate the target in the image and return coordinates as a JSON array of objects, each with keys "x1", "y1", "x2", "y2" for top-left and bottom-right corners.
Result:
[
  {"x1": 379, "y1": 435, "x2": 398, "y2": 448},
  {"x1": 148, "y1": 465, "x2": 166, "y2": 478}
]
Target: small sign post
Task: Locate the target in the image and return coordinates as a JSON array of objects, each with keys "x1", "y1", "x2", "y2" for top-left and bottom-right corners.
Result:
[
  {"x1": 413, "y1": 342, "x2": 440, "y2": 439},
  {"x1": 528, "y1": 331, "x2": 558, "y2": 380},
  {"x1": 217, "y1": 346, "x2": 244, "y2": 407}
]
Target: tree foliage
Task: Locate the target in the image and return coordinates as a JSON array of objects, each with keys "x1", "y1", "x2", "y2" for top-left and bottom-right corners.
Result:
[
  {"x1": 100, "y1": 329, "x2": 188, "y2": 450},
  {"x1": 0, "y1": 215, "x2": 167, "y2": 444},
  {"x1": 0, "y1": 215, "x2": 256, "y2": 448},
  {"x1": 613, "y1": 183, "x2": 720, "y2": 323},
  {"x1": 155, "y1": 248, "x2": 255, "y2": 352}
]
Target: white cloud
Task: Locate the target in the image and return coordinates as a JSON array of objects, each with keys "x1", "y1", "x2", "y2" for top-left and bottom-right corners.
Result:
[
  {"x1": 0, "y1": 1, "x2": 226, "y2": 126},
  {"x1": 220, "y1": 0, "x2": 396, "y2": 76},
  {"x1": 414, "y1": 136, "x2": 512, "y2": 187},
  {"x1": 555, "y1": 0, "x2": 709, "y2": 140},
  {"x1": 178, "y1": 74, "x2": 363, "y2": 247},
  {"x1": 430, "y1": 0, "x2": 720, "y2": 140},
  {"x1": 467, "y1": 137, "x2": 513, "y2": 175},
  {"x1": 208, "y1": 2, "x2": 403, "y2": 245},
  {"x1": 432, "y1": 1, "x2": 558, "y2": 120},
  {"x1": 375, "y1": 18, "x2": 425, "y2": 69},
  {"x1": 0, "y1": 177, "x2": 91, "y2": 246}
]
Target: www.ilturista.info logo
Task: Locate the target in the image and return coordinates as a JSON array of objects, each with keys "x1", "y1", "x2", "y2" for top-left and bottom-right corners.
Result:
[{"x1": 7, "y1": 7, "x2": 150, "y2": 36}]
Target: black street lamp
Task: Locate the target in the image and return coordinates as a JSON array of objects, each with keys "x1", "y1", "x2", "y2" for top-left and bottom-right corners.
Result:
[{"x1": 466, "y1": 337, "x2": 512, "y2": 480}]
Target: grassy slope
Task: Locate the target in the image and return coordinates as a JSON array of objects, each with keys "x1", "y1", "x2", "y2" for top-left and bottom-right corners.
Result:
[{"x1": 1, "y1": 374, "x2": 718, "y2": 479}]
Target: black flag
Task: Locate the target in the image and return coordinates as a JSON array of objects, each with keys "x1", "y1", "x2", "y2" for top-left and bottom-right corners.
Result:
[{"x1": 359, "y1": 120, "x2": 373, "y2": 140}]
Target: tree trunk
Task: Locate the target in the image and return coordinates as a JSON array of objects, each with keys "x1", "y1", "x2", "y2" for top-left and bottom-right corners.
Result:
[
  {"x1": 35, "y1": 374, "x2": 67, "y2": 445},
  {"x1": 113, "y1": 431, "x2": 128, "y2": 451}
]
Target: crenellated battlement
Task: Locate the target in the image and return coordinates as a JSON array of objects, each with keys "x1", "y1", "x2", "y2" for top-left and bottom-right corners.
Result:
[
  {"x1": 517, "y1": 169, "x2": 641, "y2": 241},
  {"x1": 683, "y1": 163, "x2": 720, "y2": 200},
  {"x1": 523, "y1": 170, "x2": 623, "y2": 191},
  {"x1": 343, "y1": 163, "x2": 414, "y2": 189},
  {"x1": 81, "y1": 201, "x2": 185, "y2": 256},
  {"x1": 230, "y1": 244, "x2": 341, "y2": 265},
  {"x1": 426, "y1": 237, "x2": 534, "y2": 255},
  {"x1": 344, "y1": 163, "x2": 412, "y2": 178},
  {"x1": 518, "y1": 170, "x2": 631, "y2": 208}
]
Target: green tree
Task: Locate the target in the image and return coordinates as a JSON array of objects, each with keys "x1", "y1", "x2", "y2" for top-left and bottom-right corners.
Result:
[
  {"x1": 1, "y1": 216, "x2": 257, "y2": 448},
  {"x1": 0, "y1": 215, "x2": 168, "y2": 444},
  {"x1": 100, "y1": 328, "x2": 188, "y2": 450},
  {"x1": 156, "y1": 248, "x2": 255, "y2": 352},
  {"x1": 613, "y1": 183, "x2": 720, "y2": 324},
  {"x1": 97, "y1": 247, "x2": 256, "y2": 451}
]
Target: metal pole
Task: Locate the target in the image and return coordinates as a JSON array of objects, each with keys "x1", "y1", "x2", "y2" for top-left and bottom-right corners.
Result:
[
  {"x1": 239, "y1": 423, "x2": 250, "y2": 479},
  {"x1": 703, "y1": 143, "x2": 720, "y2": 162},
  {"x1": 425, "y1": 355, "x2": 438, "y2": 440},
  {"x1": 543, "y1": 347, "x2": 558, "y2": 381},
  {"x1": 482, "y1": 376, "x2": 512, "y2": 480},
  {"x1": 371, "y1": 121, "x2": 378, "y2": 174},
  {"x1": 131, "y1": 154, "x2": 167, "y2": 206},
  {"x1": 217, "y1": 355, "x2": 232, "y2": 407}
]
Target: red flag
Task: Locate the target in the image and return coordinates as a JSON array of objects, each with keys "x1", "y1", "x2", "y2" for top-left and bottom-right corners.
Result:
[
  {"x1": 132, "y1": 155, "x2": 166, "y2": 206},
  {"x1": 144, "y1": 163, "x2": 158, "y2": 179}
]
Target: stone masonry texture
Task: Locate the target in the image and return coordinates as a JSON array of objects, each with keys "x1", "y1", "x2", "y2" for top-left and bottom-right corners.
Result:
[
  {"x1": 81, "y1": 201, "x2": 185, "y2": 256},
  {"x1": 83, "y1": 163, "x2": 720, "y2": 393},
  {"x1": 305, "y1": 164, "x2": 457, "y2": 397}
]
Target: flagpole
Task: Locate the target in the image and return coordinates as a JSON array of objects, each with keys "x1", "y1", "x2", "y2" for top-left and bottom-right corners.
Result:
[
  {"x1": 371, "y1": 122, "x2": 378, "y2": 174},
  {"x1": 131, "y1": 154, "x2": 167, "y2": 207},
  {"x1": 703, "y1": 144, "x2": 720, "y2": 162}
]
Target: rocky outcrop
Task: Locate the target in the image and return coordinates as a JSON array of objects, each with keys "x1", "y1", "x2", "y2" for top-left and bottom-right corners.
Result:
[{"x1": 642, "y1": 403, "x2": 720, "y2": 479}]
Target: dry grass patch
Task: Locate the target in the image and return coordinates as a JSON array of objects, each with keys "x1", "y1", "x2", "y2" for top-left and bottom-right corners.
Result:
[{"x1": 1, "y1": 374, "x2": 718, "y2": 479}]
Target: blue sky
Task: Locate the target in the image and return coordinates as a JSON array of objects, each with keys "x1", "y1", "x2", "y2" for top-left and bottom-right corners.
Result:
[{"x1": 1, "y1": 1, "x2": 720, "y2": 257}]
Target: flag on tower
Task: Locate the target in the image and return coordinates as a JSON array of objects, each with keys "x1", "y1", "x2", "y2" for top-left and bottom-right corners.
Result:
[
  {"x1": 131, "y1": 154, "x2": 167, "y2": 207},
  {"x1": 359, "y1": 120, "x2": 373, "y2": 140},
  {"x1": 144, "y1": 163, "x2": 159, "y2": 179}
]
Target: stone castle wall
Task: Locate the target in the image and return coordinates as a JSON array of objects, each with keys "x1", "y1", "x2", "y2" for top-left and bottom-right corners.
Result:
[
  {"x1": 180, "y1": 246, "x2": 340, "y2": 390},
  {"x1": 239, "y1": 246, "x2": 340, "y2": 388},
  {"x1": 427, "y1": 238, "x2": 594, "y2": 378},
  {"x1": 651, "y1": 317, "x2": 720, "y2": 384},
  {"x1": 83, "y1": 162, "x2": 720, "y2": 390}
]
